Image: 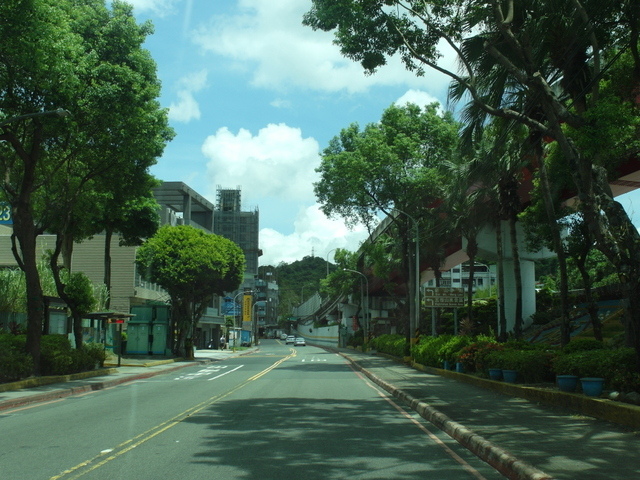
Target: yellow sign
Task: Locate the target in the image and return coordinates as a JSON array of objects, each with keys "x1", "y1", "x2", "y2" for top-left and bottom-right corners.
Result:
[{"x1": 243, "y1": 294, "x2": 252, "y2": 322}]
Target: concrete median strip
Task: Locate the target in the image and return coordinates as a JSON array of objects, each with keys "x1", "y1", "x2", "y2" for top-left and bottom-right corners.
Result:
[{"x1": 340, "y1": 352, "x2": 554, "y2": 480}]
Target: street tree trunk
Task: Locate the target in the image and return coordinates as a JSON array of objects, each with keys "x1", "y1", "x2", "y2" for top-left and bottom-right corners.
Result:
[
  {"x1": 534, "y1": 143, "x2": 572, "y2": 346},
  {"x1": 104, "y1": 229, "x2": 113, "y2": 310},
  {"x1": 509, "y1": 216, "x2": 524, "y2": 338},
  {"x1": 11, "y1": 222, "x2": 45, "y2": 375},
  {"x1": 495, "y1": 220, "x2": 507, "y2": 340},
  {"x1": 466, "y1": 236, "x2": 478, "y2": 325},
  {"x1": 5, "y1": 127, "x2": 46, "y2": 375}
]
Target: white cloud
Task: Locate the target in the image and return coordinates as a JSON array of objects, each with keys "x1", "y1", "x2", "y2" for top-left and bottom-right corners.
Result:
[
  {"x1": 259, "y1": 204, "x2": 369, "y2": 265},
  {"x1": 395, "y1": 90, "x2": 442, "y2": 110},
  {"x1": 169, "y1": 90, "x2": 200, "y2": 122},
  {"x1": 125, "y1": 0, "x2": 181, "y2": 16},
  {"x1": 270, "y1": 98, "x2": 292, "y2": 109},
  {"x1": 168, "y1": 70, "x2": 208, "y2": 123},
  {"x1": 178, "y1": 69, "x2": 208, "y2": 91},
  {"x1": 190, "y1": 0, "x2": 451, "y2": 95},
  {"x1": 202, "y1": 123, "x2": 320, "y2": 205}
]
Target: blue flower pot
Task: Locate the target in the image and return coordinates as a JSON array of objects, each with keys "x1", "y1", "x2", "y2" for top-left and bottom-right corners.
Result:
[
  {"x1": 556, "y1": 375, "x2": 579, "y2": 392},
  {"x1": 488, "y1": 368, "x2": 503, "y2": 381},
  {"x1": 502, "y1": 369, "x2": 517, "y2": 383},
  {"x1": 580, "y1": 377, "x2": 605, "y2": 397},
  {"x1": 455, "y1": 362, "x2": 464, "y2": 373}
]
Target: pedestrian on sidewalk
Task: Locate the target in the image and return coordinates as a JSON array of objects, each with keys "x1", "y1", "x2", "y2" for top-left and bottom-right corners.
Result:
[{"x1": 219, "y1": 335, "x2": 226, "y2": 350}]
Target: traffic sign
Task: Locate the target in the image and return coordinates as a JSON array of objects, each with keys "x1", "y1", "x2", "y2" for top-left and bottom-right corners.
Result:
[{"x1": 423, "y1": 287, "x2": 465, "y2": 308}]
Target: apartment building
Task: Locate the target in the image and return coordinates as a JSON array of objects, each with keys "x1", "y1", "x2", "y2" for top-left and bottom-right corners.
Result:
[{"x1": 424, "y1": 262, "x2": 497, "y2": 293}]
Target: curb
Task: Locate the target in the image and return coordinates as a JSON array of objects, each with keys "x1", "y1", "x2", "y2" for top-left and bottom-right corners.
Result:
[
  {"x1": 0, "y1": 368, "x2": 119, "y2": 393},
  {"x1": 338, "y1": 351, "x2": 553, "y2": 480}
]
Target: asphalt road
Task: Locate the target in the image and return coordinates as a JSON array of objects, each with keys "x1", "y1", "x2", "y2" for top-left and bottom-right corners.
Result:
[{"x1": 1, "y1": 340, "x2": 505, "y2": 480}]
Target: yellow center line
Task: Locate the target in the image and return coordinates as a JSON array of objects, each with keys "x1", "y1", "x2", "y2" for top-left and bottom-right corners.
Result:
[{"x1": 50, "y1": 352, "x2": 295, "y2": 480}]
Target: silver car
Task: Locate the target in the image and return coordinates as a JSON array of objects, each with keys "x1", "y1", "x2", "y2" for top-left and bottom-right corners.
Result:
[
  {"x1": 285, "y1": 335, "x2": 295, "y2": 344},
  {"x1": 294, "y1": 337, "x2": 306, "y2": 346}
]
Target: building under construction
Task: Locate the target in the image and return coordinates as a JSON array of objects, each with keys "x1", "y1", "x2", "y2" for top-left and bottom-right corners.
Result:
[{"x1": 214, "y1": 186, "x2": 261, "y2": 274}]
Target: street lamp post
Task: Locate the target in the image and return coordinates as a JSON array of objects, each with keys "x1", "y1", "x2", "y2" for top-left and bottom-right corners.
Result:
[
  {"x1": 393, "y1": 209, "x2": 421, "y2": 340},
  {"x1": 344, "y1": 268, "x2": 369, "y2": 348}
]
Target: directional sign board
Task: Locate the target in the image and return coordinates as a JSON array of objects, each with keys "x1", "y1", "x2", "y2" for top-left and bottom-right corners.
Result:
[{"x1": 423, "y1": 287, "x2": 465, "y2": 308}]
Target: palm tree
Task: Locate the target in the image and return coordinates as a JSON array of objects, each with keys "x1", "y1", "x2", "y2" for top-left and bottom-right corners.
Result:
[
  {"x1": 441, "y1": 159, "x2": 492, "y2": 327},
  {"x1": 468, "y1": 124, "x2": 531, "y2": 338}
]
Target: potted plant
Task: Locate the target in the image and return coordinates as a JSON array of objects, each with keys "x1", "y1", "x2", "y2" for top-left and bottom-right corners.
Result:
[
  {"x1": 580, "y1": 377, "x2": 605, "y2": 397},
  {"x1": 556, "y1": 375, "x2": 579, "y2": 392}
]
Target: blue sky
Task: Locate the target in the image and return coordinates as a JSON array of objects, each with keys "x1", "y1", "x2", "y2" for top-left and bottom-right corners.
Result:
[{"x1": 126, "y1": 0, "x2": 640, "y2": 266}]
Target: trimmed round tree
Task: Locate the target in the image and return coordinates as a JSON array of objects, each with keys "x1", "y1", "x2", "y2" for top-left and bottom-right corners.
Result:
[{"x1": 136, "y1": 225, "x2": 245, "y2": 357}]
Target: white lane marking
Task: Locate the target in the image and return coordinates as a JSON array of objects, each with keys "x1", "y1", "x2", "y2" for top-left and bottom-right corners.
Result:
[
  {"x1": 301, "y1": 356, "x2": 327, "y2": 362},
  {"x1": 207, "y1": 365, "x2": 244, "y2": 380},
  {"x1": 175, "y1": 365, "x2": 228, "y2": 380}
]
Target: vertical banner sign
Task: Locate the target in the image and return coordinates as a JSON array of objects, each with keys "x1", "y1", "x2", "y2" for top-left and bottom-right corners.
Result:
[{"x1": 243, "y1": 294, "x2": 252, "y2": 323}]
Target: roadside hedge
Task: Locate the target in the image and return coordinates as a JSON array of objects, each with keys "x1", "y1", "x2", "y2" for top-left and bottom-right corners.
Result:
[
  {"x1": 364, "y1": 333, "x2": 640, "y2": 393},
  {"x1": 551, "y1": 348, "x2": 637, "y2": 385},
  {"x1": 371, "y1": 334, "x2": 406, "y2": 357},
  {"x1": 0, "y1": 334, "x2": 33, "y2": 382},
  {"x1": 0, "y1": 333, "x2": 107, "y2": 383}
]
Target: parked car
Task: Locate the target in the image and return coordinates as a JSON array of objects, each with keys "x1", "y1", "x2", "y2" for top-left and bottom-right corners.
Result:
[
  {"x1": 294, "y1": 337, "x2": 306, "y2": 346},
  {"x1": 286, "y1": 335, "x2": 295, "y2": 344}
]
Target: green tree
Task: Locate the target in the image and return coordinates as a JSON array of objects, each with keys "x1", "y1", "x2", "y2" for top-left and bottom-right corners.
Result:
[
  {"x1": 136, "y1": 225, "x2": 245, "y2": 358},
  {"x1": 44, "y1": 1, "x2": 172, "y2": 332},
  {"x1": 441, "y1": 160, "x2": 492, "y2": 326},
  {"x1": 63, "y1": 271, "x2": 96, "y2": 349},
  {"x1": 99, "y1": 183, "x2": 162, "y2": 309},
  {"x1": 0, "y1": 0, "x2": 171, "y2": 369},
  {"x1": 315, "y1": 102, "x2": 459, "y2": 351},
  {"x1": 0, "y1": 0, "x2": 80, "y2": 372},
  {"x1": 304, "y1": 1, "x2": 640, "y2": 364}
]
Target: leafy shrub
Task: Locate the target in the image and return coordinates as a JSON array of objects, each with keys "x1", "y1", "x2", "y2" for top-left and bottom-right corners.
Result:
[
  {"x1": 562, "y1": 338, "x2": 605, "y2": 354},
  {"x1": 370, "y1": 334, "x2": 406, "y2": 357},
  {"x1": 471, "y1": 297, "x2": 498, "y2": 334},
  {"x1": 437, "y1": 336, "x2": 473, "y2": 364},
  {"x1": 412, "y1": 335, "x2": 453, "y2": 367},
  {"x1": 70, "y1": 348, "x2": 97, "y2": 373},
  {"x1": 609, "y1": 370, "x2": 640, "y2": 393},
  {"x1": 0, "y1": 335, "x2": 107, "y2": 382},
  {"x1": 84, "y1": 343, "x2": 107, "y2": 368},
  {"x1": 456, "y1": 340, "x2": 503, "y2": 373},
  {"x1": 0, "y1": 334, "x2": 33, "y2": 382},
  {"x1": 486, "y1": 349, "x2": 555, "y2": 382},
  {"x1": 40, "y1": 335, "x2": 73, "y2": 376},
  {"x1": 502, "y1": 339, "x2": 541, "y2": 351},
  {"x1": 551, "y1": 347, "x2": 637, "y2": 388}
]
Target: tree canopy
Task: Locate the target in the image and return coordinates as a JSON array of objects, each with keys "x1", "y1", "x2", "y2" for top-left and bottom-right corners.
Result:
[
  {"x1": 0, "y1": 0, "x2": 172, "y2": 370},
  {"x1": 315, "y1": 102, "x2": 460, "y2": 348},
  {"x1": 305, "y1": 0, "x2": 640, "y2": 366},
  {"x1": 136, "y1": 225, "x2": 245, "y2": 357}
]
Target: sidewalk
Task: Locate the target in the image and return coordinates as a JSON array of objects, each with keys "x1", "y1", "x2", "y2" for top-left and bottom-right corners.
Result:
[
  {"x1": 337, "y1": 348, "x2": 640, "y2": 480},
  {"x1": 0, "y1": 347, "x2": 255, "y2": 412}
]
